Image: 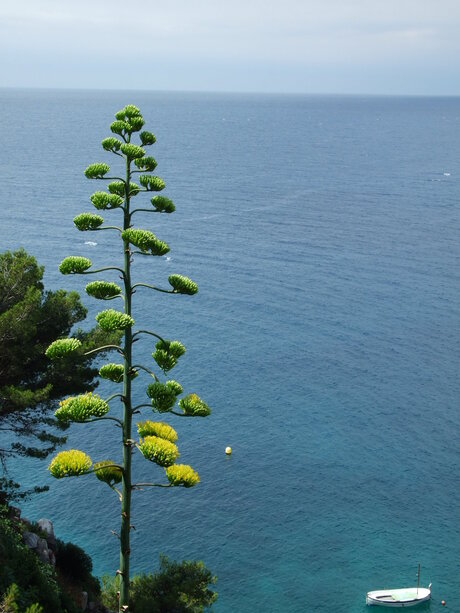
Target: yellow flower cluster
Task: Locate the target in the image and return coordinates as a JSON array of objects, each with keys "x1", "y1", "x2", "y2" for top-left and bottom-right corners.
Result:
[
  {"x1": 49, "y1": 450, "x2": 92, "y2": 479},
  {"x1": 137, "y1": 421, "x2": 178, "y2": 443},
  {"x1": 165, "y1": 464, "x2": 200, "y2": 488},
  {"x1": 138, "y1": 436, "x2": 179, "y2": 467}
]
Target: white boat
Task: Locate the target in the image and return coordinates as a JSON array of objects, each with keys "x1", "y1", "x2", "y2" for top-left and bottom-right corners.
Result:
[{"x1": 366, "y1": 565, "x2": 431, "y2": 607}]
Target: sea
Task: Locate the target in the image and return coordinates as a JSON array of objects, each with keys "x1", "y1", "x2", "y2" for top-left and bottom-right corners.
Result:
[{"x1": 1, "y1": 89, "x2": 459, "y2": 612}]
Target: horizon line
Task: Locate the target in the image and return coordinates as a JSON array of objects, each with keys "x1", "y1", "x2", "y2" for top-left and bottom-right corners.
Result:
[{"x1": 1, "y1": 85, "x2": 459, "y2": 98}]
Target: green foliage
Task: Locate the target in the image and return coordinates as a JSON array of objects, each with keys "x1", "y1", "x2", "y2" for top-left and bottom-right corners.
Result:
[
  {"x1": 93, "y1": 460, "x2": 123, "y2": 486},
  {"x1": 101, "y1": 556, "x2": 217, "y2": 612},
  {"x1": 1, "y1": 583, "x2": 44, "y2": 613},
  {"x1": 84, "y1": 163, "x2": 110, "y2": 179},
  {"x1": 178, "y1": 394, "x2": 211, "y2": 417},
  {"x1": 90, "y1": 192, "x2": 124, "y2": 210},
  {"x1": 165, "y1": 465, "x2": 200, "y2": 488},
  {"x1": 136, "y1": 421, "x2": 178, "y2": 443},
  {"x1": 54, "y1": 392, "x2": 109, "y2": 423},
  {"x1": 134, "y1": 156, "x2": 157, "y2": 172},
  {"x1": 138, "y1": 436, "x2": 179, "y2": 467},
  {"x1": 0, "y1": 510, "x2": 63, "y2": 612},
  {"x1": 85, "y1": 280, "x2": 122, "y2": 300},
  {"x1": 96, "y1": 309, "x2": 134, "y2": 331},
  {"x1": 121, "y1": 228, "x2": 170, "y2": 256},
  {"x1": 48, "y1": 450, "x2": 92, "y2": 478},
  {"x1": 0, "y1": 508, "x2": 100, "y2": 612},
  {"x1": 55, "y1": 540, "x2": 92, "y2": 583},
  {"x1": 73, "y1": 212, "x2": 104, "y2": 231},
  {"x1": 59, "y1": 256, "x2": 92, "y2": 275},
  {"x1": 0, "y1": 249, "x2": 120, "y2": 500},
  {"x1": 139, "y1": 175, "x2": 166, "y2": 191},
  {"x1": 151, "y1": 195, "x2": 175, "y2": 213},
  {"x1": 168, "y1": 274, "x2": 198, "y2": 295}
]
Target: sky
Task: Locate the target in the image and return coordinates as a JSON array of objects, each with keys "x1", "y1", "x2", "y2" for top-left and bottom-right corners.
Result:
[{"x1": 1, "y1": 0, "x2": 459, "y2": 95}]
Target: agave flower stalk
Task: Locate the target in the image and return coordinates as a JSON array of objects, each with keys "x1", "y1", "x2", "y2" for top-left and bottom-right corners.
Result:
[{"x1": 46, "y1": 105, "x2": 211, "y2": 612}]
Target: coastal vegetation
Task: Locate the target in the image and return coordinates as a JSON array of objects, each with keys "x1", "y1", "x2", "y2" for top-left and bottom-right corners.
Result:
[
  {"x1": 0, "y1": 505, "x2": 99, "y2": 612},
  {"x1": 45, "y1": 105, "x2": 213, "y2": 611},
  {"x1": 0, "y1": 249, "x2": 120, "y2": 500},
  {"x1": 0, "y1": 501, "x2": 216, "y2": 612}
]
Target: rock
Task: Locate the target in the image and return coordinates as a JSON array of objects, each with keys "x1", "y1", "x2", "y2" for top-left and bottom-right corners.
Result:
[
  {"x1": 49, "y1": 550, "x2": 56, "y2": 566},
  {"x1": 8, "y1": 506, "x2": 21, "y2": 521},
  {"x1": 23, "y1": 531, "x2": 39, "y2": 549},
  {"x1": 37, "y1": 518, "x2": 56, "y2": 549},
  {"x1": 76, "y1": 591, "x2": 88, "y2": 611},
  {"x1": 36, "y1": 537, "x2": 50, "y2": 564}
]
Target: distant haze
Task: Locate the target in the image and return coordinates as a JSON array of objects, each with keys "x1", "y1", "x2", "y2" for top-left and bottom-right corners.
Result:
[{"x1": 1, "y1": 0, "x2": 459, "y2": 95}]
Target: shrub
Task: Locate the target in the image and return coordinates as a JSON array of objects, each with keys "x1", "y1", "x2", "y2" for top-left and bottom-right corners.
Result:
[{"x1": 101, "y1": 556, "x2": 217, "y2": 612}]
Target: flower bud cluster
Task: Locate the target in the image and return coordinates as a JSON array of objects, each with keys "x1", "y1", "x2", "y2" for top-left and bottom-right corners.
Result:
[{"x1": 49, "y1": 450, "x2": 92, "y2": 479}]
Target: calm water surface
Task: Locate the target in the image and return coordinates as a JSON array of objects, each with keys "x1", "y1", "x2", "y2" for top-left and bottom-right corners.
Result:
[{"x1": 1, "y1": 89, "x2": 459, "y2": 612}]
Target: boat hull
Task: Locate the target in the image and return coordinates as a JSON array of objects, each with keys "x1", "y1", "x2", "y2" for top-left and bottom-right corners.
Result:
[{"x1": 366, "y1": 587, "x2": 431, "y2": 607}]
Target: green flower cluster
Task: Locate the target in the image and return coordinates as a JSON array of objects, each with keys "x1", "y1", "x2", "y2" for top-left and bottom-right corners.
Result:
[
  {"x1": 116, "y1": 105, "x2": 145, "y2": 129},
  {"x1": 45, "y1": 337, "x2": 82, "y2": 359},
  {"x1": 107, "y1": 181, "x2": 140, "y2": 197},
  {"x1": 121, "y1": 228, "x2": 170, "y2": 256},
  {"x1": 84, "y1": 163, "x2": 110, "y2": 179},
  {"x1": 93, "y1": 460, "x2": 123, "y2": 485},
  {"x1": 55, "y1": 392, "x2": 110, "y2": 423},
  {"x1": 153, "y1": 340, "x2": 185, "y2": 373},
  {"x1": 109, "y1": 105, "x2": 146, "y2": 136},
  {"x1": 90, "y1": 192, "x2": 124, "y2": 210},
  {"x1": 96, "y1": 309, "x2": 134, "y2": 331},
  {"x1": 139, "y1": 175, "x2": 165, "y2": 191},
  {"x1": 101, "y1": 137, "x2": 122, "y2": 152},
  {"x1": 151, "y1": 195, "x2": 175, "y2": 214},
  {"x1": 73, "y1": 213, "x2": 104, "y2": 231},
  {"x1": 99, "y1": 363, "x2": 138, "y2": 383},
  {"x1": 49, "y1": 450, "x2": 92, "y2": 478},
  {"x1": 146, "y1": 381, "x2": 178, "y2": 413},
  {"x1": 140, "y1": 131, "x2": 156, "y2": 146},
  {"x1": 137, "y1": 420, "x2": 178, "y2": 443},
  {"x1": 138, "y1": 436, "x2": 179, "y2": 467},
  {"x1": 134, "y1": 156, "x2": 157, "y2": 171},
  {"x1": 168, "y1": 274, "x2": 198, "y2": 295},
  {"x1": 165, "y1": 464, "x2": 200, "y2": 488},
  {"x1": 178, "y1": 394, "x2": 211, "y2": 417},
  {"x1": 59, "y1": 256, "x2": 92, "y2": 275},
  {"x1": 86, "y1": 280, "x2": 122, "y2": 299},
  {"x1": 120, "y1": 143, "x2": 145, "y2": 160}
]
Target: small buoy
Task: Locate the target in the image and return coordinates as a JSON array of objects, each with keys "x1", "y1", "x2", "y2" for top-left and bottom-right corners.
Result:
[
  {"x1": 225, "y1": 446, "x2": 232, "y2": 455},
  {"x1": 441, "y1": 600, "x2": 446, "y2": 606}
]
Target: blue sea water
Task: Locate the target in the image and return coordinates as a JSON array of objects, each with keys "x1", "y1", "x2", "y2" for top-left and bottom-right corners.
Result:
[{"x1": 0, "y1": 89, "x2": 459, "y2": 612}]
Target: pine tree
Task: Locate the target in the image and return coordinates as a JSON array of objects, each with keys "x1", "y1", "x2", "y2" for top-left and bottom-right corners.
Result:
[
  {"x1": 0, "y1": 248, "x2": 120, "y2": 500},
  {"x1": 45, "y1": 105, "x2": 211, "y2": 612}
]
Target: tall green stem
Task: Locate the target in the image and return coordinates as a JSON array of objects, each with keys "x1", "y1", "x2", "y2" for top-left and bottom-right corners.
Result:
[{"x1": 120, "y1": 156, "x2": 133, "y2": 611}]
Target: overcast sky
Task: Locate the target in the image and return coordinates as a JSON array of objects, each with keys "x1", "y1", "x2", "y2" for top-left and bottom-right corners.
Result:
[{"x1": 1, "y1": 0, "x2": 459, "y2": 94}]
